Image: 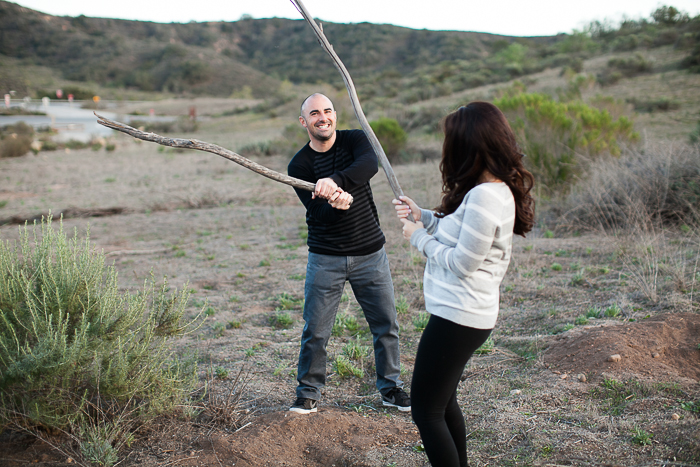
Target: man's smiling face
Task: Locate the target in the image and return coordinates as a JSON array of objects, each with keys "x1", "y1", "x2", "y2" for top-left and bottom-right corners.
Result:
[{"x1": 299, "y1": 94, "x2": 337, "y2": 144}]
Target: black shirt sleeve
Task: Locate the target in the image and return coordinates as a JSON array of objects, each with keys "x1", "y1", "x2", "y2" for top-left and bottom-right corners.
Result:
[
  {"x1": 288, "y1": 147, "x2": 349, "y2": 224},
  {"x1": 328, "y1": 130, "x2": 378, "y2": 192}
]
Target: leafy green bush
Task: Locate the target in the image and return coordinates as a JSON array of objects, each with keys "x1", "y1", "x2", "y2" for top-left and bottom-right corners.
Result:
[
  {"x1": 369, "y1": 117, "x2": 407, "y2": 164},
  {"x1": 0, "y1": 217, "x2": 201, "y2": 462},
  {"x1": 495, "y1": 91, "x2": 638, "y2": 192}
]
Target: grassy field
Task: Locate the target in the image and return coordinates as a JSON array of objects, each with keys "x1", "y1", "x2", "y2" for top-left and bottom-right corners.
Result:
[{"x1": 1, "y1": 112, "x2": 699, "y2": 465}]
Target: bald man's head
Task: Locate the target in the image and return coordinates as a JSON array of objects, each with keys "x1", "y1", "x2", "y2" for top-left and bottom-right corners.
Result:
[
  {"x1": 300, "y1": 93, "x2": 333, "y2": 118},
  {"x1": 299, "y1": 93, "x2": 337, "y2": 147}
]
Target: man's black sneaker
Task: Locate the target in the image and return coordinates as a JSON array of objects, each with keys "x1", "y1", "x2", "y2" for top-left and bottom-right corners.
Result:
[
  {"x1": 289, "y1": 397, "x2": 318, "y2": 414},
  {"x1": 382, "y1": 388, "x2": 411, "y2": 412}
]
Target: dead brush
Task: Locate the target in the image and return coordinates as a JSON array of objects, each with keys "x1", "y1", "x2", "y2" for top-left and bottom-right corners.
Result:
[
  {"x1": 560, "y1": 142, "x2": 700, "y2": 231},
  {"x1": 201, "y1": 366, "x2": 256, "y2": 431},
  {"x1": 558, "y1": 142, "x2": 700, "y2": 303}
]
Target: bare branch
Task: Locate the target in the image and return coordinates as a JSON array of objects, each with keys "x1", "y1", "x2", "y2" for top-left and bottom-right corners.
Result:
[
  {"x1": 95, "y1": 113, "x2": 316, "y2": 193},
  {"x1": 289, "y1": 0, "x2": 413, "y2": 220}
]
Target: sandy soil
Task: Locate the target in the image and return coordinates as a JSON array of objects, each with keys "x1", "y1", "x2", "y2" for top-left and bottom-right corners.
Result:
[{"x1": 1, "y1": 130, "x2": 698, "y2": 466}]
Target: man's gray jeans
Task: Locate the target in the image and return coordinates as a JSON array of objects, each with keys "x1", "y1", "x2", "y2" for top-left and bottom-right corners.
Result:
[{"x1": 296, "y1": 247, "x2": 403, "y2": 400}]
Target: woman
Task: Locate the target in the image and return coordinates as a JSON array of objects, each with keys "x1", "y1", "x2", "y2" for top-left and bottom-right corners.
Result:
[{"x1": 394, "y1": 102, "x2": 535, "y2": 467}]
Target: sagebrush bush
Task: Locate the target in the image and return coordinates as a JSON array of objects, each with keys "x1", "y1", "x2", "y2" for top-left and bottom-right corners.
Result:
[
  {"x1": 0, "y1": 217, "x2": 202, "y2": 459},
  {"x1": 495, "y1": 91, "x2": 638, "y2": 192},
  {"x1": 560, "y1": 143, "x2": 700, "y2": 230}
]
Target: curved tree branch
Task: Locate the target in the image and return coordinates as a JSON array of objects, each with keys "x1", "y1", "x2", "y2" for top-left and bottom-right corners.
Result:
[
  {"x1": 289, "y1": 0, "x2": 413, "y2": 220},
  {"x1": 95, "y1": 113, "x2": 316, "y2": 193}
]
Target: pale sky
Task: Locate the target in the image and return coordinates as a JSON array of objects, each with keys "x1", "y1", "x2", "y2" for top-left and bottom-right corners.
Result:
[{"x1": 10, "y1": 0, "x2": 700, "y2": 37}]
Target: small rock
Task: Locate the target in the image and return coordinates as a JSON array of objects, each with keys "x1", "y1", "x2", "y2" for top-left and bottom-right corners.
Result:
[
  {"x1": 577, "y1": 374, "x2": 587, "y2": 382},
  {"x1": 510, "y1": 389, "x2": 522, "y2": 396},
  {"x1": 560, "y1": 374, "x2": 568, "y2": 380},
  {"x1": 651, "y1": 352, "x2": 660, "y2": 358},
  {"x1": 671, "y1": 413, "x2": 680, "y2": 420},
  {"x1": 607, "y1": 354, "x2": 622, "y2": 362}
]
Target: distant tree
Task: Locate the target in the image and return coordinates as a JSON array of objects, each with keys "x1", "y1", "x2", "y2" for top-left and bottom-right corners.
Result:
[
  {"x1": 651, "y1": 6, "x2": 689, "y2": 25},
  {"x1": 369, "y1": 117, "x2": 407, "y2": 164},
  {"x1": 558, "y1": 31, "x2": 599, "y2": 55}
]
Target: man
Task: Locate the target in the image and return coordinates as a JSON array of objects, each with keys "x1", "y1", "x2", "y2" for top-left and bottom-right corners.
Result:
[{"x1": 287, "y1": 93, "x2": 410, "y2": 414}]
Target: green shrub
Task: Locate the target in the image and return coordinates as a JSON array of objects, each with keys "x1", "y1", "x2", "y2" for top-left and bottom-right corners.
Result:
[
  {"x1": 269, "y1": 311, "x2": 294, "y2": 329},
  {"x1": 275, "y1": 292, "x2": 303, "y2": 310},
  {"x1": 333, "y1": 355, "x2": 364, "y2": 378},
  {"x1": 605, "y1": 303, "x2": 622, "y2": 317},
  {"x1": 574, "y1": 315, "x2": 589, "y2": 325},
  {"x1": 342, "y1": 338, "x2": 371, "y2": 362},
  {"x1": 0, "y1": 216, "x2": 201, "y2": 458},
  {"x1": 413, "y1": 312, "x2": 430, "y2": 332},
  {"x1": 495, "y1": 91, "x2": 638, "y2": 192},
  {"x1": 369, "y1": 117, "x2": 407, "y2": 164},
  {"x1": 630, "y1": 427, "x2": 653, "y2": 446},
  {"x1": 395, "y1": 295, "x2": 409, "y2": 315}
]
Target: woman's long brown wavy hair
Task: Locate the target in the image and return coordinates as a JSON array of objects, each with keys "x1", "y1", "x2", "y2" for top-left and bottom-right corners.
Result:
[{"x1": 435, "y1": 102, "x2": 535, "y2": 236}]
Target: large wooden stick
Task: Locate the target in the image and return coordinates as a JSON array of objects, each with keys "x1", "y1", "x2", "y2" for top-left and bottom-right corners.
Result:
[
  {"x1": 95, "y1": 113, "x2": 316, "y2": 193},
  {"x1": 289, "y1": 0, "x2": 412, "y2": 219}
]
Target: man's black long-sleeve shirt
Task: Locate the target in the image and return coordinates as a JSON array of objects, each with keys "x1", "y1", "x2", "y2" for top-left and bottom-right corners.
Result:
[{"x1": 288, "y1": 129, "x2": 386, "y2": 256}]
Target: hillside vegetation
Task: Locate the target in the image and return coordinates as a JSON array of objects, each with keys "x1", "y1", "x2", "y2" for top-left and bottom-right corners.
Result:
[{"x1": 1, "y1": 2, "x2": 697, "y2": 103}]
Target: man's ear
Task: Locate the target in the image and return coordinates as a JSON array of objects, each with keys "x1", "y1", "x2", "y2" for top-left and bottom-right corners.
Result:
[{"x1": 299, "y1": 116, "x2": 307, "y2": 128}]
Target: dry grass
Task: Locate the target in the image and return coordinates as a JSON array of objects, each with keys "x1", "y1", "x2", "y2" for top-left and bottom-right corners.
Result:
[{"x1": 1, "y1": 105, "x2": 699, "y2": 465}]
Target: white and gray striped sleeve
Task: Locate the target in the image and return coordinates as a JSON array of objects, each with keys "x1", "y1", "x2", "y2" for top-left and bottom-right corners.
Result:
[
  {"x1": 420, "y1": 208, "x2": 438, "y2": 234},
  {"x1": 411, "y1": 185, "x2": 506, "y2": 279}
]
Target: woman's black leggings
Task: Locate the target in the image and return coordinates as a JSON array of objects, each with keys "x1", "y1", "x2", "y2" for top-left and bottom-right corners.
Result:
[{"x1": 411, "y1": 314, "x2": 492, "y2": 467}]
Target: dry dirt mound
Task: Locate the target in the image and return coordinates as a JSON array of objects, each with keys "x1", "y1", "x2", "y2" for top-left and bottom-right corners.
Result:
[
  {"x1": 0, "y1": 409, "x2": 422, "y2": 467},
  {"x1": 170, "y1": 408, "x2": 422, "y2": 467},
  {"x1": 543, "y1": 312, "x2": 700, "y2": 383}
]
